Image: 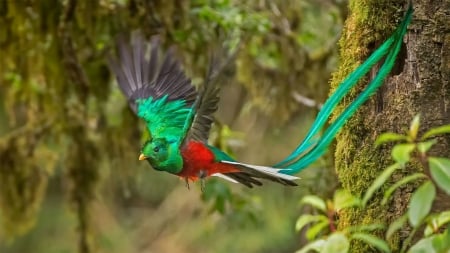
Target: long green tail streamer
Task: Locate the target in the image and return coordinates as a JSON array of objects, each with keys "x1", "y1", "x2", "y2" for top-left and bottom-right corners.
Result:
[{"x1": 276, "y1": 5, "x2": 413, "y2": 174}]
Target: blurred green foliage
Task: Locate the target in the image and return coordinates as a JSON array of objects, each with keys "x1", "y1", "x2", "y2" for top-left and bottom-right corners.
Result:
[{"x1": 0, "y1": 0, "x2": 343, "y2": 252}]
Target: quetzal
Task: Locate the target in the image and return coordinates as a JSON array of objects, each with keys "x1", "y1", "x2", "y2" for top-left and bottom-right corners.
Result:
[
  {"x1": 108, "y1": 5, "x2": 412, "y2": 188},
  {"x1": 108, "y1": 35, "x2": 298, "y2": 187}
]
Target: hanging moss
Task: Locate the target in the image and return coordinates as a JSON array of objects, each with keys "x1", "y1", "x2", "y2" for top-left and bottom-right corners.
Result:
[{"x1": 0, "y1": 123, "x2": 54, "y2": 240}]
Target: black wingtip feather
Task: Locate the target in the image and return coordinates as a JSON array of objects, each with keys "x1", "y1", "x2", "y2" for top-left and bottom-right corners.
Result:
[{"x1": 108, "y1": 32, "x2": 197, "y2": 114}]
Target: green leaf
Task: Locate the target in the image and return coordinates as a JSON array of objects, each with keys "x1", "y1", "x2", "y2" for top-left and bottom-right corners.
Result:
[
  {"x1": 295, "y1": 239, "x2": 325, "y2": 253},
  {"x1": 382, "y1": 173, "x2": 427, "y2": 205},
  {"x1": 362, "y1": 163, "x2": 401, "y2": 207},
  {"x1": 409, "y1": 114, "x2": 421, "y2": 140},
  {"x1": 386, "y1": 214, "x2": 407, "y2": 238},
  {"x1": 424, "y1": 211, "x2": 450, "y2": 236},
  {"x1": 333, "y1": 189, "x2": 361, "y2": 211},
  {"x1": 392, "y1": 144, "x2": 416, "y2": 164},
  {"x1": 429, "y1": 157, "x2": 450, "y2": 195},
  {"x1": 422, "y1": 124, "x2": 450, "y2": 139},
  {"x1": 431, "y1": 230, "x2": 450, "y2": 253},
  {"x1": 417, "y1": 140, "x2": 437, "y2": 154},
  {"x1": 375, "y1": 133, "x2": 408, "y2": 146},
  {"x1": 300, "y1": 195, "x2": 327, "y2": 212},
  {"x1": 306, "y1": 219, "x2": 330, "y2": 240},
  {"x1": 322, "y1": 233, "x2": 349, "y2": 253},
  {"x1": 408, "y1": 230, "x2": 450, "y2": 253},
  {"x1": 409, "y1": 236, "x2": 435, "y2": 253},
  {"x1": 295, "y1": 214, "x2": 328, "y2": 232},
  {"x1": 408, "y1": 181, "x2": 436, "y2": 227},
  {"x1": 351, "y1": 233, "x2": 391, "y2": 253}
]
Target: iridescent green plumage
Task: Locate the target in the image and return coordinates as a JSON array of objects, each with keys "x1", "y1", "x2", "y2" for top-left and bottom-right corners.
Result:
[
  {"x1": 136, "y1": 96, "x2": 192, "y2": 142},
  {"x1": 276, "y1": 4, "x2": 413, "y2": 174}
]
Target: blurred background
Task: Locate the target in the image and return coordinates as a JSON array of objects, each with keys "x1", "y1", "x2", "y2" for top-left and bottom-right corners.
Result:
[{"x1": 0, "y1": 0, "x2": 346, "y2": 252}]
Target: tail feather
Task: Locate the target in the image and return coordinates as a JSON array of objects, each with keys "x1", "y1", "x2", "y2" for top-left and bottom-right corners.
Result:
[
  {"x1": 212, "y1": 173, "x2": 239, "y2": 184},
  {"x1": 213, "y1": 172, "x2": 264, "y2": 188},
  {"x1": 275, "y1": 34, "x2": 396, "y2": 167},
  {"x1": 221, "y1": 161, "x2": 299, "y2": 187},
  {"x1": 275, "y1": 4, "x2": 413, "y2": 174}
]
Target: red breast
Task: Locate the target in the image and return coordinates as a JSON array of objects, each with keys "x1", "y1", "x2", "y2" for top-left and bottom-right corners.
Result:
[{"x1": 178, "y1": 141, "x2": 239, "y2": 181}]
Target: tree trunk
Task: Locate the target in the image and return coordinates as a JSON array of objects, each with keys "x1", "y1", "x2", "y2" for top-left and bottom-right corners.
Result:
[{"x1": 331, "y1": 0, "x2": 450, "y2": 251}]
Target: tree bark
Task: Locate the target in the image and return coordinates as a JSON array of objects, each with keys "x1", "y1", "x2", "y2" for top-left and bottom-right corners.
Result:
[{"x1": 331, "y1": 0, "x2": 450, "y2": 251}]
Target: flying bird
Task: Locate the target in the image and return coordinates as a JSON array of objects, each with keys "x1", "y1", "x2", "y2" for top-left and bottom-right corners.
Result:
[
  {"x1": 108, "y1": 5, "x2": 412, "y2": 189},
  {"x1": 108, "y1": 35, "x2": 298, "y2": 188}
]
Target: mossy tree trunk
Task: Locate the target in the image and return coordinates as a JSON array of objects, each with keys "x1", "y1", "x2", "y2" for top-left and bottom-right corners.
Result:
[{"x1": 331, "y1": 0, "x2": 449, "y2": 251}]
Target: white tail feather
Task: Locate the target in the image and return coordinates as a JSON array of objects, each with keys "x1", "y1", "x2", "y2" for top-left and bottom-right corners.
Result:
[
  {"x1": 212, "y1": 173, "x2": 239, "y2": 183},
  {"x1": 221, "y1": 161, "x2": 299, "y2": 181}
]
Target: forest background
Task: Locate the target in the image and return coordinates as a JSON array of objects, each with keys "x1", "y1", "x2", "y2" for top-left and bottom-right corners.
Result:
[{"x1": 1, "y1": 0, "x2": 449, "y2": 253}]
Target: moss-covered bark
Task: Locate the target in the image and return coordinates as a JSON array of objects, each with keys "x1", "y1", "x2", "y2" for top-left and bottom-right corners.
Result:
[{"x1": 331, "y1": 0, "x2": 450, "y2": 251}]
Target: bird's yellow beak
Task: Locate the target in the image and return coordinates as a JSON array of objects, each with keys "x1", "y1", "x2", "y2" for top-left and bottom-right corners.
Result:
[{"x1": 138, "y1": 154, "x2": 147, "y2": 161}]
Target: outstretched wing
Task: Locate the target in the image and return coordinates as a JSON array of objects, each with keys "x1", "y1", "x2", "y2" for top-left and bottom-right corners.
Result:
[
  {"x1": 183, "y1": 64, "x2": 221, "y2": 143},
  {"x1": 108, "y1": 33, "x2": 197, "y2": 112},
  {"x1": 108, "y1": 33, "x2": 198, "y2": 139},
  {"x1": 180, "y1": 48, "x2": 237, "y2": 144}
]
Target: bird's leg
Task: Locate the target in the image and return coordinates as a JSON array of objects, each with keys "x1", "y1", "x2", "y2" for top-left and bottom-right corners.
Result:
[
  {"x1": 198, "y1": 170, "x2": 207, "y2": 192},
  {"x1": 200, "y1": 179, "x2": 206, "y2": 192},
  {"x1": 185, "y1": 178, "x2": 190, "y2": 190}
]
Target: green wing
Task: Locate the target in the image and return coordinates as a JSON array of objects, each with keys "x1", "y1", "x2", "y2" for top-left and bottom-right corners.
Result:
[{"x1": 108, "y1": 33, "x2": 197, "y2": 140}]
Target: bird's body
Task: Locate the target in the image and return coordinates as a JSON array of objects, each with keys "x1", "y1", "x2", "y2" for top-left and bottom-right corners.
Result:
[
  {"x1": 178, "y1": 141, "x2": 238, "y2": 180},
  {"x1": 109, "y1": 34, "x2": 298, "y2": 187},
  {"x1": 108, "y1": 5, "x2": 412, "y2": 188}
]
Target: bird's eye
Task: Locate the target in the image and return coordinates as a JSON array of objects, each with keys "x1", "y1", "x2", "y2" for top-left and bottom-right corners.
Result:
[{"x1": 154, "y1": 146, "x2": 160, "y2": 153}]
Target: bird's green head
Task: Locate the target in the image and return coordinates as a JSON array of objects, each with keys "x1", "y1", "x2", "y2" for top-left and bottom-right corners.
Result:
[
  {"x1": 138, "y1": 137, "x2": 183, "y2": 174},
  {"x1": 139, "y1": 138, "x2": 169, "y2": 165}
]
